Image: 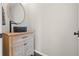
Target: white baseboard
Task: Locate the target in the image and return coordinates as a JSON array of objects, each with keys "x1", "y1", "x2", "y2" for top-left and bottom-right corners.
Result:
[{"x1": 35, "y1": 50, "x2": 47, "y2": 56}]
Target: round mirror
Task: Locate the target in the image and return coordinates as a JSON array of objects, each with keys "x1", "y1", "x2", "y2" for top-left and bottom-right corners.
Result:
[{"x1": 8, "y1": 3, "x2": 25, "y2": 24}]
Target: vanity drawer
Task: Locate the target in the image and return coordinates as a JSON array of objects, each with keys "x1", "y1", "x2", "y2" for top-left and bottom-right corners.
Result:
[{"x1": 11, "y1": 34, "x2": 33, "y2": 44}]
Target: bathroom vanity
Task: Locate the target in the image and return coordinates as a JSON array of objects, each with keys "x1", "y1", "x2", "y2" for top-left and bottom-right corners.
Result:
[{"x1": 3, "y1": 31, "x2": 34, "y2": 56}]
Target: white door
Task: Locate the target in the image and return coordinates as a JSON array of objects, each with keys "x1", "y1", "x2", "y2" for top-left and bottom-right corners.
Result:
[
  {"x1": 42, "y1": 4, "x2": 78, "y2": 56},
  {"x1": 0, "y1": 4, "x2": 2, "y2": 56},
  {"x1": 77, "y1": 4, "x2": 79, "y2": 56},
  {"x1": 41, "y1": 4, "x2": 78, "y2": 56},
  {"x1": 30, "y1": 4, "x2": 78, "y2": 56}
]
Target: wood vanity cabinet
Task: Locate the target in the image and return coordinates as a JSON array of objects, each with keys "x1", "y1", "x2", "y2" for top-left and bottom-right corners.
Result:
[{"x1": 3, "y1": 32, "x2": 34, "y2": 56}]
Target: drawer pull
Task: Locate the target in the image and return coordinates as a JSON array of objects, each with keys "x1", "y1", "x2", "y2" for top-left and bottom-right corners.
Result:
[{"x1": 24, "y1": 43, "x2": 27, "y2": 45}]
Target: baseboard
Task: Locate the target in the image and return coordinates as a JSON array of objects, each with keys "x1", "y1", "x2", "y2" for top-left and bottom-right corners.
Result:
[{"x1": 34, "y1": 50, "x2": 47, "y2": 56}]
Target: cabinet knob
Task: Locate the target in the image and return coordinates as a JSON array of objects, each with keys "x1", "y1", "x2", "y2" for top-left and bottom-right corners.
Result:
[{"x1": 24, "y1": 43, "x2": 27, "y2": 45}]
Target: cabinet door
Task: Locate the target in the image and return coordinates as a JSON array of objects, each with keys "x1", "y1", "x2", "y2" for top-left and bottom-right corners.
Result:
[
  {"x1": 12, "y1": 44, "x2": 24, "y2": 56},
  {"x1": 24, "y1": 36, "x2": 34, "y2": 56}
]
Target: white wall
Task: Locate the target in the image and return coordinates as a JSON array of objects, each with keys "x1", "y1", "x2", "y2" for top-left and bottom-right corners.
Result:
[
  {"x1": 28, "y1": 4, "x2": 43, "y2": 52},
  {"x1": 28, "y1": 3, "x2": 78, "y2": 56},
  {"x1": 2, "y1": 3, "x2": 31, "y2": 33}
]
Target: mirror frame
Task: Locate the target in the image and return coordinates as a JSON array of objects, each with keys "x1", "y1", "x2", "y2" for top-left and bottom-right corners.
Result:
[{"x1": 7, "y1": 3, "x2": 25, "y2": 24}]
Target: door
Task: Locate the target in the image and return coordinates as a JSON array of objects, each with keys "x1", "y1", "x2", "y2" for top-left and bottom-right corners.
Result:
[
  {"x1": 77, "y1": 4, "x2": 79, "y2": 56},
  {"x1": 41, "y1": 4, "x2": 78, "y2": 56},
  {"x1": 31, "y1": 3, "x2": 78, "y2": 56},
  {"x1": 0, "y1": 3, "x2": 2, "y2": 56}
]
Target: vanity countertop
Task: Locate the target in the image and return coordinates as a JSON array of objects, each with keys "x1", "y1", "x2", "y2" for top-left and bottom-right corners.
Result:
[{"x1": 3, "y1": 31, "x2": 33, "y2": 36}]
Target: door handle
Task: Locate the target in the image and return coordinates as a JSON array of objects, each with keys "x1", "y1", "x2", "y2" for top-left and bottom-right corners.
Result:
[{"x1": 74, "y1": 31, "x2": 79, "y2": 37}]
